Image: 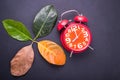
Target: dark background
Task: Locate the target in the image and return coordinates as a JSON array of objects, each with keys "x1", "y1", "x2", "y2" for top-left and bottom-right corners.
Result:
[{"x1": 0, "y1": 0, "x2": 120, "y2": 80}]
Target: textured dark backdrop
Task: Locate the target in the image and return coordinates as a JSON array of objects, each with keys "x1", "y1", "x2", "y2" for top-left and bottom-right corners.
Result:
[{"x1": 0, "y1": 0, "x2": 120, "y2": 80}]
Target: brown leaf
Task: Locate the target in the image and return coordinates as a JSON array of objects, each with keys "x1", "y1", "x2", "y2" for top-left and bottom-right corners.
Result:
[
  {"x1": 10, "y1": 44, "x2": 34, "y2": 76},
  {"x1": 37, "y1": 40, "x2": 66, "y2": 65}
]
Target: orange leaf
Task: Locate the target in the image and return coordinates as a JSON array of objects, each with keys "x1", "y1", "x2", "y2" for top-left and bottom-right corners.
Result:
[{"x1": 37, "y1": 40, "x2": 66, "y2": 65}]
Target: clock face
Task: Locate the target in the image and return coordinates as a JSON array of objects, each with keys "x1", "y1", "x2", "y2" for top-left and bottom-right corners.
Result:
[{"x1": 61, "y1": 23, "x2": 92, "y2": 53}]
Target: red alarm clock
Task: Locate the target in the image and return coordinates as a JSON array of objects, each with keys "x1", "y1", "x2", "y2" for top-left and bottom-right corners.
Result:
[{"x1": 57, "y1": 10, "x2": 93, "y2": 57}]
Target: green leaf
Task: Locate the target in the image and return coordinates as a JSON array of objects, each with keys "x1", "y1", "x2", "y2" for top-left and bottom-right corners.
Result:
[
  {"x1": 2, "y1": 19, "x2": 32, "y2": 41},
  {"x1": 33, "y1": 5, "x2": 58, "y2": 40}
]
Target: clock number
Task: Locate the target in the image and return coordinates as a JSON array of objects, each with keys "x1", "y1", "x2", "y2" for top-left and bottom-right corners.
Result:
[
  {"x1": 74, "y1": 24, "x2": 80, "y2": 30},
  {"x1": 71, "y1": 27, "x2": 76, "y2": 32},
  {"x1": 81, "y1": 28, "x2": 88, "y2": 38},
  {"x1": 65, "y1": 33, "x2": 70, "y2": 37},
  {"x1": 85, "y1": 38, "x2": 89, "y2": 41},
  {"x1": 69, "y1": 43, "x2": 73, "y2": 47},
  {"x1": 65, "y1": 38, "x2": 71, "y2": 44},
  {"x1": 73, "y1": 44, "x2": 77, "y2": 49},
  {"x1": 78, "y1": 43, "x2": 83, "y2": 49},
  {"x1": 71, "y1": 25, "x2": 80, "y2": 32},
  {"x1": 82, "y1": 41, "x2": 86, "y2": 46},
  {"x1": 68, "y1": 29, "x2": 71, "y2": 33},
  {"x1": 83, "y1": 31, "x2": 88, "y2": 37},
  {"x1": 81, "y1": 28, "x2": 85, "y2": 32},
  {"x1": 77, "y1": 25, "x2": 80, "y2": 30}
]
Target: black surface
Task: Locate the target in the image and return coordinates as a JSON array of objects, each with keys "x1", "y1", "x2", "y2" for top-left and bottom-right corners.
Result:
[{"x1": 0, "y1": 0, "x2": 120, "y2": 80}]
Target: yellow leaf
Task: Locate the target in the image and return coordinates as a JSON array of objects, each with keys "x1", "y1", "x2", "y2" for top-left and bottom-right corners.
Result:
[{"x1": 37, "y1": 40, "x2": 66, "y2": 65}]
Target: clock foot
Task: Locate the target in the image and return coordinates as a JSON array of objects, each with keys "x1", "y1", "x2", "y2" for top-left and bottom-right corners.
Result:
[
  {"x1": 88, "y1": 46, "x2": 94, "y2": 51},
  {"x1": 70, "y1": 51, "x2": 73, "y2": 57}
]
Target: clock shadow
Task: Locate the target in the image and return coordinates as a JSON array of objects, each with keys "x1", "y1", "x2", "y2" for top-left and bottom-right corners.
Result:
[{"x1": 69, "y1": 48, "x2": 94, "y2": 60}]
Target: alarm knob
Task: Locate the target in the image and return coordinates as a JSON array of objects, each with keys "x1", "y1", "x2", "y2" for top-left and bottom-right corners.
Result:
[
  {"x1": 57, "y1": 19, "x2": 69, "y2": 31},
  {"x1": 74, "y1": 15, "x2": 88, "y2": 23}
]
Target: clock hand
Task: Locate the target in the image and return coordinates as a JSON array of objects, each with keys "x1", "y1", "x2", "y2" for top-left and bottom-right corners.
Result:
[
  {"x1": 74, "y1": 30, "x2": 78, "y2": 38},
  {"x1": 78, "y1": 31, "x2": 82, "y2": 37},
  {"x1": 72, "y1": 30, "x2": 78, "y2": 42},
  {"x1": 72, "y1": 32, "x2": 82, "y2": 42},
  {"x1": 72, "y1": 36, "x2": 78, "y2": 42}
]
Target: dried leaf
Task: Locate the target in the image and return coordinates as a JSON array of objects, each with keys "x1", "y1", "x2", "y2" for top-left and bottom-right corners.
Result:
[
  {"x1": 37, "y1": 40, "x2": 66, "y2": 65},
  {"x1": 10, "y1": 44, "x2": 34, "y2": 76}
]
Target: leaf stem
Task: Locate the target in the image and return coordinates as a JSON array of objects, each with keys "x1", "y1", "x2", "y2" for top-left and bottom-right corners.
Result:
[
  {"x1": 33, "y1": 31, "x2": 41, "y2": 41},
  {"x1": 31, "y1": 39, "x2": 38, "y2": 43}
]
